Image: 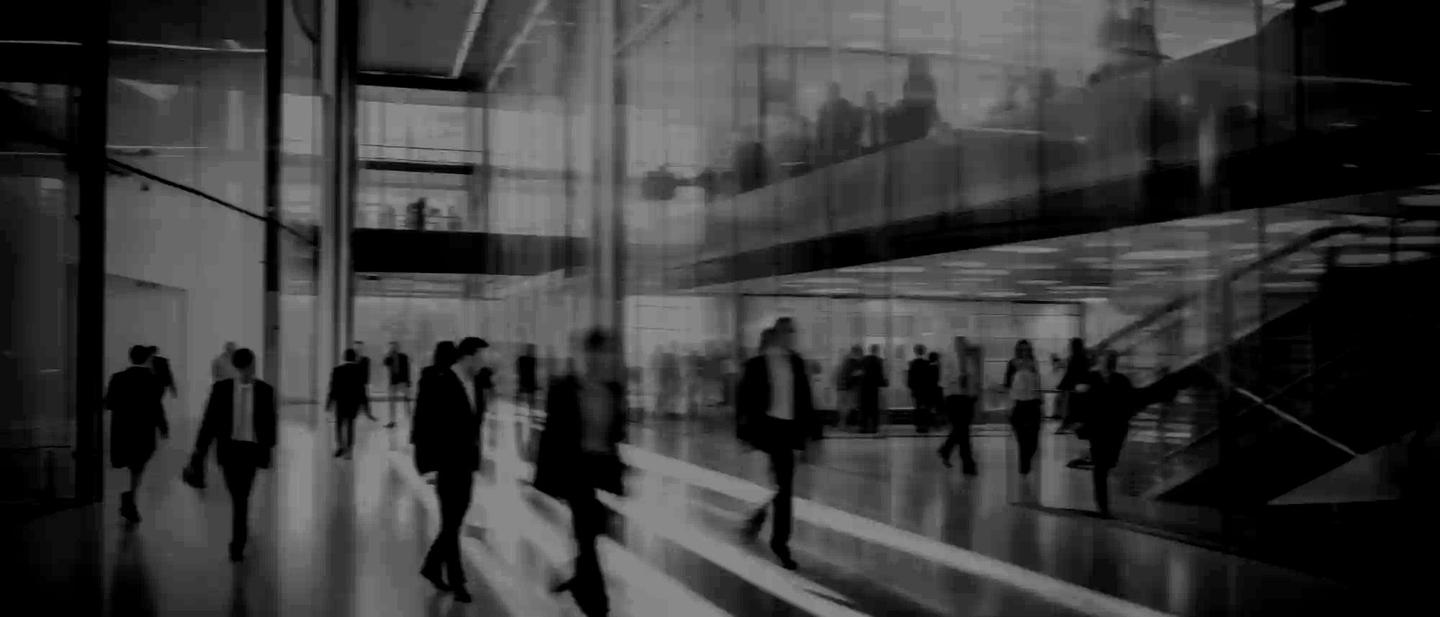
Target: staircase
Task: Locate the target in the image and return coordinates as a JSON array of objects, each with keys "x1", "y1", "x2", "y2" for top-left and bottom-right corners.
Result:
[{"x1": 1095, "y1": 218, "x2": 1440, "y2": 506}]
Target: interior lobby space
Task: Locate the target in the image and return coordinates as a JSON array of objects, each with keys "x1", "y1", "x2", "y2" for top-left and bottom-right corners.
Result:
[{"x1": 5, "y1": 0, "x2": 1439, "y2": 616}]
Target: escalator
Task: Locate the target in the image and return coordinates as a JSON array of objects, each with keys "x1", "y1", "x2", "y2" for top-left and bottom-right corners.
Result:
[{"x1": 1096, "y1": 219, "x2": 1440, "y2": 506}]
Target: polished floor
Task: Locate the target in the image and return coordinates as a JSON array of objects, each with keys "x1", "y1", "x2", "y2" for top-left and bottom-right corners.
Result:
[{"x1": 17, "y1": 396, "x2": 1398, "y2": 616}]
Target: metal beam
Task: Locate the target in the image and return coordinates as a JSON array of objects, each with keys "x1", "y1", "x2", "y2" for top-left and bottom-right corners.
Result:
[{"x1": 485, "y1": 0, "x2": 551, "y2": 92}]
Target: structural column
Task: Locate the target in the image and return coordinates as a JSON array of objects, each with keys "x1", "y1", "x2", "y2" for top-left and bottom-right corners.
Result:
[{"x1": 319, "y1": 0, "x2": 358, "y2": 374}]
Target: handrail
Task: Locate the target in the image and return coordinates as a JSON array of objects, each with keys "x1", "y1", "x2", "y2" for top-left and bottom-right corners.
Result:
[{"x1": 1097, "y1": 223, "x2": 1379, "y2": 353}]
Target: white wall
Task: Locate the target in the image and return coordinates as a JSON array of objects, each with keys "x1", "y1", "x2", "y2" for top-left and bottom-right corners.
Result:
[{"x1": 105, "y1": 175, "x2": 265, "y2": 423}]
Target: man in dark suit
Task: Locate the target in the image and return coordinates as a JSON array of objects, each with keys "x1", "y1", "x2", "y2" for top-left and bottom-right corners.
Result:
[
  {"x1": 188, "y1": 348, "x2": 276, "y2": 562},
  {"x1": 107, "y1": 344, "x2": 169, "y2": 524},
  {"x1": 515, "y1": 343, "x2": 539, "y2": 410},
  {"x1": 737, "y1": 317, "x2": 820, "y2": 570},
  {"x1": 327, "y1": 349, "x2": 370, "y2": 458},
  {"x1": 353, "y1": 341, "x2": 375, "y2": 420},
  {"x1": 383, "y1": 341, "x2": 411, "y2": 428},
  {"x1": 413, "y1": 336, "x2": 489, "y2": 603},
  {"x1": 859, "y1": 344, "x2": 888, "y2": 433},
  {"x1": 148, "y1": 346, "x2": 177, "y2": 399}
]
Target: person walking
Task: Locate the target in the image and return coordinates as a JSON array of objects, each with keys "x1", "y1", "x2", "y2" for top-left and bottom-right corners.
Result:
[
  {"x1": 938, "y1": 339, "x2": 980, "y2": 474},
  {"x1": 533, "y1": 328, "x2": 629, "y2": 616},
  {"x1": 859, "y1": 344, "x2": 888, "y2": 434},
  {"x1": 413, "y1": 337, "x2": 490, "y2": 603},
  {"x1": 515, "y1": 343, "x2": 540, "y2": 410},
  {"x1": 212, "y1": 341, "x2": 237, "y2": 382},
  {"x1": 187, "y1": 348, "x2": 276, "y2": 562},
  {"x1": 327, "y1": 349, "x2": 370, "y2": 458},
  {"x1": 737, "y1": 318, "x2": 821, "y2": 570},
  {"x1": 1005, "y1": 340, "x2": 1044, "y2": 475},
  {"x1": 383, "y1": 342, "x2": 412, "y2": 428},
  {"x1": 107, "y1": 345, "x2": 169, "y2": 523}
]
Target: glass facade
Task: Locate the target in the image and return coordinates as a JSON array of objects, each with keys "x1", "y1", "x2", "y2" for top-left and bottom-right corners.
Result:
[
  {"x1": 7, "y1": 0, "x2": 1439, "y2": 603},
  {"x1": 469, "y1": 0, "x2": 1440, "y2": 579}
]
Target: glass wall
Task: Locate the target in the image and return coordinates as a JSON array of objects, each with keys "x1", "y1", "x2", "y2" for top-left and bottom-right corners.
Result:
[
  {"x1": 280, "y1": 0, "x2": 325, "y2": 404},
  {"x1": 0, "y1": 1, "x2": 91, "y2": 513}
]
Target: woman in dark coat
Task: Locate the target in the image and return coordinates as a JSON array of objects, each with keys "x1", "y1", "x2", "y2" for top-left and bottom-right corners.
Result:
[
  {"x1": 532, "y1": 328, "x2": 628, "y2": 617},
  {"x1": 107, "y1": 344, "x2": 169, "y2": 523}
]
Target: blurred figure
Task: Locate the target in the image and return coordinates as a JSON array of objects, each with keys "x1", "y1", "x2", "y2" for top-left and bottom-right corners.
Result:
[
  {"x1": 212, "y1": 341, "x2": 237, "y2": 382},
  {"x1": 1075, "y1": 350, "x2": 1134, "y2": 517},
  {"x1": 107, "y1": 344, "x2": 169, "y2": 524},
  {"x1": 516, "y1": 343, "x2": 539, "y2": 410},
  {"x1": 859, "y1": 344, "x2": 888, "y2": 434},
  {"x1": 886, "y1": 54, "x2": 941, "y2": 145},
  {"x1": 326, "y1": 349, "x2": 369, "y2": 459},
  {"x1": 147, "y1": 346, "x2": 177, "y2": 399},
  {"x1": 533, "y1": 328, "x2": 629, "y2": 617},
  {"x1": 655, "y1": 345, "x2": 681, "y2": 418},
  {"x1": 907, "y1": 345, "x2": 933, "y2": 433},
  {"x1": 383, "y1": 341, "x2": 412, "y2": 428},
  {"x1": 938, "y1": 339, "x2": 979, "y2": 474},
  {"x1": 411, "y1": 341, "x2": 457, "y2": 453},
  {"x1": 1005, "y1": 340, "x2": 1043, "y2": 475},
  {"x1": 352, "y1": 341, "x2": 373, "y2": 415},
  {"x1": 861, "y1": 91, "x2": 884, "y2": 153},
  {"x1": 188, "y1": 348, "x2": 276, "y2": 562},
  {"x1": 836, "y1": 346, "x2": 863, "y2": 428},
  {"x1": 816, "y1": 82, "x2": 861, "y2": 164},
  {"x1": 737, "y1": 318, "x2": 820, "y2": 570},
  {"x1": 414, "y1": 337, "x2": 489, "y2": 603},
  {"x1": 925, "y1": 351, "x2": 942, "y2": 432}
]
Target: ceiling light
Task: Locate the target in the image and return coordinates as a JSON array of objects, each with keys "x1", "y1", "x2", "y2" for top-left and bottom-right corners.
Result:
[
  {"x1": 989, "y1": 245, "x2": 1059, "y2": 254},
  {"x1": 1078, "y1": 297, "x2": 1109, "y2": 304},
  {"x1": 903, "y1": 290, "x2": 961, "y2": 298},
  {"x1": 1018, "y1": 279, "x2": 1061, "y2": 286},
  {"x1": 1265, "y1": 220, "x2": 1334, "y2": 234},
  {"x1": 980, "y1": 291, "x2": 1025, "y2": 298},
  {"x1": 1083, "y1": 238, "x2": 1132, "y2": 249},
  {"x1": 1053, "y1": 285, "x2": 1110, "y2": 292},
  {"x1": 806, "y1": 288, "x2": 859, "y2": 295},
  {"x1": 794, "y1": 277, "x2": 861, "y2": 285},
  {"x1": 1074, "y1": 256, "x2": 1110, "y2": 265},
  {"x1": 838, "y1": 266, "x2": 925, "y2": 274},
  {"x1": 1120, "y1": 249, "x2": 1208, "y2": 260},
  {"x1": 941, "y1": 260, "x2": 987, "y2": 268},
  {"x1": 1312, "y1": 0, "x2": 1345, "y2": 13},
  {"x1": 1337, "y1": 251, "x2": 1429, "y2": 266},
  {"x1": 1399, "y1": 194, "x2": 1440, "y2": 207},
  {"x1": 951, "y1": 268, "x2": 1010, "y2": 276},
  {"x1": 953, "y1": 277, "x2": 994, "y2": 283},
  {"x1": 1012, "y1": 263, "x2": 1059, "y2": 270},
  {"x1": 1166, "y1": 216, "x2": 1248, "y2": 228}
]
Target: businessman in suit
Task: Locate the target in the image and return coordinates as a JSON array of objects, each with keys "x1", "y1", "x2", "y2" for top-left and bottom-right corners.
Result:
[
  {"x1": 383, "y1": 341, "x2": 412, "y2": 428},
  {"x1": 189, "y1": 347, "x2": 276, "y2": 562},
  {"x1": 413, "y1": 336, "x2": 489, "y2": 603},
  {"x1": 327, "y1": 349, "x2": 370, "y2": 458},
  {"x1": 737, "y1": 317, "x2": 821, "y2": 570}
]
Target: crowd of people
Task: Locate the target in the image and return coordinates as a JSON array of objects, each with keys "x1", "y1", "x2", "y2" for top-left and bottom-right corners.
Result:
[{"x1": 104, "y1": 317, "x2": 1174, "y2": 616}]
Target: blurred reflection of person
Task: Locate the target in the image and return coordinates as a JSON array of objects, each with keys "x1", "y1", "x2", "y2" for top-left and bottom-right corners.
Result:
[
  {"x1": 860, "y1": 344, "x2": 888, "y2": 434},
  {"x1": 836, "y1": 346, "x2": 863, "y2": 428},
  {"x1": 907, "y1": 345, "x2": 934, "y2": 432},
  {"x1": 516, "y1": 343, "x2": 539, "y2": 411},
  {"x1": 886, "y1": 55, "x2": 941, "y2": 145},
  {"x1": 816, "y1": 82, "x2": 862, "y2": 165},
  {"x1": 533, "y1": 328, "x2": 629, "y2": 617},
  {"x1": 861, "y1": 90, "x2": 885, "y2": 153},
  {"x1": 383, "y1": 341, "x2": 412, "y2": 428},
  {"x1": 737, "y1": 318, "x2": 820, "y2": 570},
  {"x1": 1075, "y1": 350, "x2": 1133, "y2": 517},
  {"x1": 212, "y1": 341, "x2": 238, "y2": 382},
  {"x1": 1005, "y1": 340, "x2": 1044, "y2": 475}
]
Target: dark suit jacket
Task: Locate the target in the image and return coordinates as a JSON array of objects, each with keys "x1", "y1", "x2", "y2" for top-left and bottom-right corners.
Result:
[
  {"x1": 861, "y1": 355, "x2": 887, "y2": 390},
  {"x1": 106, "y1": 366, "x2": 168, "y2": 467},
  {"x1": 195, "y1": 378, "x2": 277, "y2": 469},
  {"x1": 151, "y1": 355, "x2": 176, "y2": 397},
  {"x1": 326, "y1": 362, "x2": 369, "y2": 415},
  {"x1": 516, "y1": 355, "x2": 538, "y2": 393},
  {"x1": 532, "y1": 375, "x2": 628, "y2": 499},
  {"x1": 736, "y1": 351, "x2": 820, "y2": 449},
  {"x1": 384, "y1": 352, "x2": 411, "y2": 385},
  {"x1": 356, "y1": 356, "x2": 371, "y2": 387},
  {"x1": 412, "y1": 367, "x2": 483, "y2": 474}
]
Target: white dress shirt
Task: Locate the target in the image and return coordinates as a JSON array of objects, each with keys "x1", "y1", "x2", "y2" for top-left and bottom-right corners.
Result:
[
  {"x1": 765, "y1": 348, "x2": 794, "y2": 420},
  {"x1": 452, "y1": 364, "x2": 476, "y2": 413},
  {"x1": 232, "y1": 381, "x2": 256, "y2": 442}
]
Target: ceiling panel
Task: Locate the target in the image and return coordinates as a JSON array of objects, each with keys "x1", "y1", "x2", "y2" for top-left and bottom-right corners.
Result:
[{"x1": 360, "y1": 0, "x2": 476, "y2": 76}]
